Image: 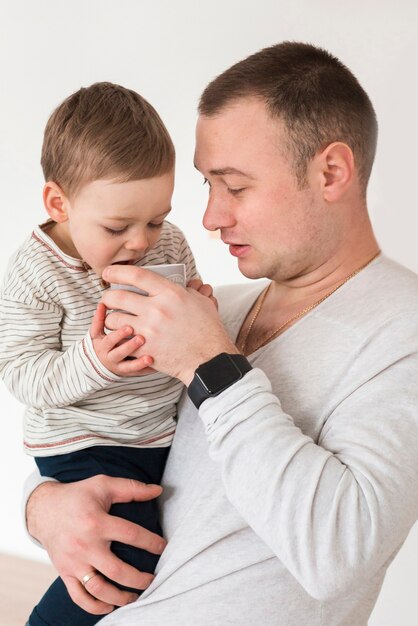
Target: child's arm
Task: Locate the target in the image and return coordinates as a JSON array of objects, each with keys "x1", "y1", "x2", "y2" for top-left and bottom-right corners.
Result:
[{"x1": 0, "y1": 291, "x2": 150, "y2": 410}]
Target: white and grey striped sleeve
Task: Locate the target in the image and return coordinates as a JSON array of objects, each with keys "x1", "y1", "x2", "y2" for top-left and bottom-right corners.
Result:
[
  {"x1": 179, "y1": 235, "x2": 200, "y2": 283},
  {"x1": 161, "y1": 221, "x2": 200, "y2": 283},
  {"x1": 0, "y1": 291, "x2": 123, "y2": 410}
]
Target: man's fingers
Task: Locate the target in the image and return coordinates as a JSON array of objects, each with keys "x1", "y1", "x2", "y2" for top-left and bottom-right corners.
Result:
[
  {"x1": 102, "y1": 514, "x2": 166, "y2": 555},
  {"x1": 64, "y1": 575, "x2": 114, "y2": 615},
  {"x1": 103, "y1": 290, "x2": 152, "y2": 319},
  {"x1": 103, "y1": 265, "x2": 170, "y2": 297},
  {"x1": 90, "y1": 303, "x2": 107, "y2": 339},
  {"x1": 92, "y1": 551, "x2": 155, "y2": 590},
  {"x1": 81, "y1": 570, "x2": 140, "y2": 605},
  {"x1": 93, "y1": 475, "x2": 164, "y2": 507}
]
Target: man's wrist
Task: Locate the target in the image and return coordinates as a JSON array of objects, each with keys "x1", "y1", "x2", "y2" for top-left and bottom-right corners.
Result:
[
  {"x1": 187, "y1": 352, "x2": 252, "y2": 409},
  {"x1": 26, "y1": 481, "x2": 58, "y2": 543},
  {"x1": 180, "y1": 344, "x2": 240, "y2": 386}
]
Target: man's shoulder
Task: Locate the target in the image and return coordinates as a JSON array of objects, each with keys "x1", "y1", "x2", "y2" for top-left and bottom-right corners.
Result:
[
  {"x1": 313, "y1": 255, "x2": 418, "y2": 352},
  {"x1": 372, "y1": 254, "x2": 418, "y2": 289},
  {"x1": 345, "y1": 254, "x2": 418, "y2": 319}
]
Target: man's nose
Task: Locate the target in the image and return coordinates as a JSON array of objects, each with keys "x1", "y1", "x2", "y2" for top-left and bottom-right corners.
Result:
[{"x1": 202, "y1": 195, "x2": 236, "y2": 232}]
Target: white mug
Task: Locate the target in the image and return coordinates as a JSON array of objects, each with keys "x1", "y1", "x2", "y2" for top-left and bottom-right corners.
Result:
[{"x1": 110, "y1": 263, "x2": 186, "y2": 296}]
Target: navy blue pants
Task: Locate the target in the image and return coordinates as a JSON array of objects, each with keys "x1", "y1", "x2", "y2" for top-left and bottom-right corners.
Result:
[{"x1": 28, "y1": 445, "x2": 169, "y2": 626}]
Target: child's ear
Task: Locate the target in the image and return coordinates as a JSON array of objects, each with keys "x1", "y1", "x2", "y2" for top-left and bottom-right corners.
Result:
[{"x1": 43, "y1": 182, "x2": 70, "y2": 223}]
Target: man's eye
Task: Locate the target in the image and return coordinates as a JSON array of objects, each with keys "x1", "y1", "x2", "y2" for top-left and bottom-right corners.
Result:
[
  {"x1": 227, "y1": 187, "x2": 245, "y2": 196},
  {"x1": 203, "y1": 177, "x2": 211, "y2": 188},
  {"x1": 104, "y1": 226, "x2": 128, "y2": 236},
  {"x1": 148, "y1": 222, "x2": 164, "y2": 229}
]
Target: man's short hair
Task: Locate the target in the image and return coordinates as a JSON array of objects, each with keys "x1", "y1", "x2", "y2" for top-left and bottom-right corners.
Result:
[
  {"x1": 199, "y1": 42, "x2": 378, "y2": 192},
  {"x1": 41, "y1": 82, "x2": 175, "y2": 198}
]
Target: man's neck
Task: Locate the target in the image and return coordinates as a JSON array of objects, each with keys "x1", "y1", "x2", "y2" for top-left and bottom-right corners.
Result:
[
  {"x1": 269, "y1": 216, "x2": 380, "y2": 308},
  {"x1": 238, "y1": 236, "x2": 380, "y2": 356}
]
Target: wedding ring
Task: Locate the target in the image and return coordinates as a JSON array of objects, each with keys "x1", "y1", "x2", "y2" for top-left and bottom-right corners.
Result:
[{"x1": 81, "y1": 571, "x2": 100, "y2": 587}]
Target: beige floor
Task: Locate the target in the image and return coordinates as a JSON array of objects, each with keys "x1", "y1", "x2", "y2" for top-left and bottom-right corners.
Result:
[{"x1": 0, "y1": 552, "x2": 56, "y2": 626}]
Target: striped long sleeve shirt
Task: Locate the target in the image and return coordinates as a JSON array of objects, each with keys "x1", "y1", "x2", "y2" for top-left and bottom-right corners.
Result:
[{"x1": 0, "y1": 220, "x2": 199, "y2": 456}]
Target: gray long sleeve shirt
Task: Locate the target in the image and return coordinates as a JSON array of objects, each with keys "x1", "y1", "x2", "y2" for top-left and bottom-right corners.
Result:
[{"x1": 29, "y1": 254, "x2": 418, "y2": 625}]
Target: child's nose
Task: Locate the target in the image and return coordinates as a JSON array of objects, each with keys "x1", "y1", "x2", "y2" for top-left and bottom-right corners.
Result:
[{"x1": 125, "y1": 232, "x2": 149, "y2": 253}]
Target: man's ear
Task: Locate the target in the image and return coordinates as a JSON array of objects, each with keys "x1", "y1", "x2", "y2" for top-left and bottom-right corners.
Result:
[
  {"x1": 43, "y1": 181, "x2": 71, "y2": 223},
  {"x1": 317, "y1": 142, "x2": 355, "y2": 202}
]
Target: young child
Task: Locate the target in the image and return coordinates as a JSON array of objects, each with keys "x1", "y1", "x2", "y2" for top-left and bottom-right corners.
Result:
[{"x1": 0, "y1": 82, "x2": 202, "y2": 626}]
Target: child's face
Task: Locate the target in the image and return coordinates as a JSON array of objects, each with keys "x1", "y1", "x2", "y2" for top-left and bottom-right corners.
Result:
[{"x1": 55, "y1": 172, "x2": 174, "y2": 277}]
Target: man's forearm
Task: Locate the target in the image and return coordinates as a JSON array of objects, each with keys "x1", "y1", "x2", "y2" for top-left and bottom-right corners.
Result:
[
  {"x1": 24, "y1": 473, "x2": 58, "y2": 544},
  {"x1": 199, "y1": 366, "x2": 418, "y2": 601}
]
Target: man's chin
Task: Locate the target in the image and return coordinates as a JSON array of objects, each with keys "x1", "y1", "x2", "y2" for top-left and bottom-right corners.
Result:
[{"x1": 237, "y1": 260, "x2": 266, "y2": 281}]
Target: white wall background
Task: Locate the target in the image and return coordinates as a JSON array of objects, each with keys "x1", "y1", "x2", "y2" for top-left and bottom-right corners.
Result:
[{"x1": 1, "y1": 1, "x2": 417, "y2": 623}]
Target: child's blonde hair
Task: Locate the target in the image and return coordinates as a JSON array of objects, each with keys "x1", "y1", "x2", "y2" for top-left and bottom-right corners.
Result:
[{"x1": 41, "y1": 82, "x2": 175, "y2": 198}]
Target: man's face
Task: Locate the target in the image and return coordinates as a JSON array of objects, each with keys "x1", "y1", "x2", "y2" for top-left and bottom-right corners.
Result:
[
  {"x1": 194, "y1": 98, "x2": 334, "y2": 282},
  {"x1": 58, "y1": 172, "x2": 174, "y2": 277}
]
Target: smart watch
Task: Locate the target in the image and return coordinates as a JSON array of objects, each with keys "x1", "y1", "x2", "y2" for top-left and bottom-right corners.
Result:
[{"x1": 187, "y1": 352, "x2": 253, "y2": 409}]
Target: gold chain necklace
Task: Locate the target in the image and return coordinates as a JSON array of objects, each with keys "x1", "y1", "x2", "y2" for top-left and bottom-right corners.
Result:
[{"x1": 238, "y1": 251, "x2": 381, "y2": 356}]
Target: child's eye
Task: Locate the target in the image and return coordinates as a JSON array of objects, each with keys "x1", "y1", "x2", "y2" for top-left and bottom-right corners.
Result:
[{"x1": 104, "y1": 226, "x2": 128, "y2": 236}]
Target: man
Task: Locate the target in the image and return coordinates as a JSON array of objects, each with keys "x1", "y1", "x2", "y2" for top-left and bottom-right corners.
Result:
[{"x1": 26, "y1": 42, "x2": 418, "y2": 625}]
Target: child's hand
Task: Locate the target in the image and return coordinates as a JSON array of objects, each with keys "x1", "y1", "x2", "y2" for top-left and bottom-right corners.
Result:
[
  {"x1": 90, "y1": 304, "x2": 154, "y2": 377},
  {"x1": 187, "y1": 279, "x2": 218, "y2": 310}
]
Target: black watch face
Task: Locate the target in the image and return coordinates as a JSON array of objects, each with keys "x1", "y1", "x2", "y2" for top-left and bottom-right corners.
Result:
[{"x1": 197, "y1": 356, "x2": 240, "y2": 394}]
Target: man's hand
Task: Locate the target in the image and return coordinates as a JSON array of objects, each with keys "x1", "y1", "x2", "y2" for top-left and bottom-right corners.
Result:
[
  {"x1": 90, "y1": 303, "x2": 154, "y2": 376},
  {"x1": 101, "y1": 266, "x2": 238, "y2": 385},
  {"x1": 26, "y1": 476, "x2": 166, "y2": 615}
]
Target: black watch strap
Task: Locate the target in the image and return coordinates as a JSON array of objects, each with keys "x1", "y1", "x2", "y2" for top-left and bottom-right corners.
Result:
[{"x1": 187, "y1": 352, "x2": 253, "y2": 409}]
